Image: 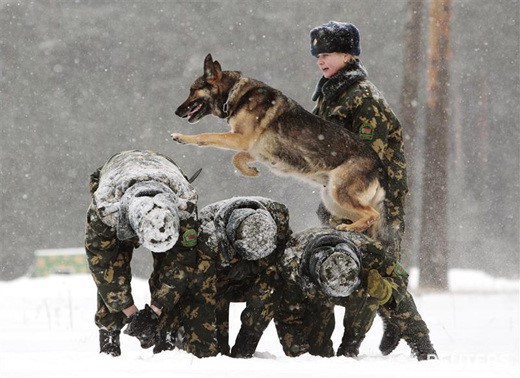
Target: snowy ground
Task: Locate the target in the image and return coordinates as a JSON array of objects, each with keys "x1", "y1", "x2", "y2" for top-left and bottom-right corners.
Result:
[{"x1": 0, "y1": 269, "x2": 518, "y2": 378}]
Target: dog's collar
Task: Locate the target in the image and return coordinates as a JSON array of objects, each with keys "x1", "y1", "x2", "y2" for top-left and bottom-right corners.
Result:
[{"x1": 223, "y1": 78, "x2": 249, "y2": 118}]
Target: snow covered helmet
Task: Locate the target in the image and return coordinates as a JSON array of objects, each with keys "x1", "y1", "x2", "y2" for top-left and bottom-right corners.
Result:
[
  {"x1": 310, "y1": 21, "x2": 361, "y2": 57},
  {"x1": 225, "y1": 207, "x2": 278, "y2": 260},
  {"x1": 121, "y1": 181, "x2": 180, "y2": 252},
  {"x1": 304, "y1": 234, "x2": 361, "y2": 297}
]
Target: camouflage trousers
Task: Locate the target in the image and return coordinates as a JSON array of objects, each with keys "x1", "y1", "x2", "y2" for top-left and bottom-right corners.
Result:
[
  {"x1": 149, "y1": 252, "x2": 219, "y2": 358},
  {"x1": 336, "y1": 288, "x2": 380, "y2": 355},
  {"x1": 274, "y1": 291, "x2": 335, "y2": 357},
  {"x1": 378, "y1": 196, "x2": 431, "y2": 344},
  {"x1": 341, "y1": 273, "x2": 431, "y2": 351},
  {"x1": 215, "y1": 277, "x2": 277, "y2": 357},
  {"x1": 93, "y1": 244, "x2": 134, "y2": 331},
  {"x1": 378, "y1": 277, "x2": 431, "y2": 342},
  {"x1": 95, "y1": 292, "x2": 129, "y2": 331}
]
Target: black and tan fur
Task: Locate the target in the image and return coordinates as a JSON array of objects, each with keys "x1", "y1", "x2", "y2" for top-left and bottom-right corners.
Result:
[{"x1": 173, "y1": 54, "x2": 387, "y2": 240}]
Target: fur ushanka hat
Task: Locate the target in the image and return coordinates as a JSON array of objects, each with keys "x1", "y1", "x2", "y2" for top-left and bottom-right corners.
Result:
[{"x1": 310, "y1": 21, "x2": 361, "y2": 57}]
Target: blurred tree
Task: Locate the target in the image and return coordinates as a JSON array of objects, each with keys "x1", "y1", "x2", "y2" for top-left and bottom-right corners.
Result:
[
  {"x1": 418, "y1": 0, "x2": 451, "y2": 290},
  {"x1": 399, "y1": 0, "x2": 424, "y2": 268},
  {"x1": 0, "y1": 0, "x2": 517, "y2": 280}
]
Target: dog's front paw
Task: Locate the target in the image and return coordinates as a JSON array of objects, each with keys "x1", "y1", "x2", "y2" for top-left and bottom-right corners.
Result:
[
  {"x1": 238, "y1": 166, "x2": 259, "y2": 177},
  {"x1": 336, "y1": 223, "x2": 368, "y2": 233},
  {"x1": 171, "y1": 133, "x2": 187, "y2": 144}
]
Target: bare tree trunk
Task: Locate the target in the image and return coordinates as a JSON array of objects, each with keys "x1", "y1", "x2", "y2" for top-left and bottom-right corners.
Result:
[
  {"x1": 418, "y1": 0, "x2": 451, "y2": 290},
  {"x1": 399, "y1": 0, "x2": 424, "y2": 268}
]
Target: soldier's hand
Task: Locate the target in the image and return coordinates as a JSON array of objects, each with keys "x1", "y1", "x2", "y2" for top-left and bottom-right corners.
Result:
[
  {"x1": 123, "y1": 304, "x2": 159, "y2": 349},
  {"x1": 367, "y1": 269, "x2": 393, "y2": 305}
]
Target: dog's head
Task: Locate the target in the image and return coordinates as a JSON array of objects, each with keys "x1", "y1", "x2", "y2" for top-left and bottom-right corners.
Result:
[{"x1": 175, "y1": 54, "x2": 231, "y2": 123}]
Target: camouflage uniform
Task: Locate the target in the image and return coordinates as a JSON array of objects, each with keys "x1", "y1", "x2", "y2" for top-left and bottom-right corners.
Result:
[
  {"x1": 313, "y1": 57, "x2": 407, "y2": 253},
  {"x1": 312, "y1": 59, "x2": 434, "y2": 358},
  {"x1": 148, "y1": 237, "x2": 218, "y2": 357},
  {"x1": 274, "y1": 227, "x2": 408, "y2": 357},
  {"x1": 199, "y1": 197, "x2": 291, "y2": 357},
  {"x1": 85, "y1": 150, "x2": 218, "y2": 357}
]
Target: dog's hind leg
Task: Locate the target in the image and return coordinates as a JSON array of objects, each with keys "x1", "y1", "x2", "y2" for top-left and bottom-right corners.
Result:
[
  {"x1": 335, "y1": 205, "x2": 380, "y2": 233},
  {"x1": 327, "y1": 166, "x2": 384, "y2": 233},
  {"x1": 232, "y1": 151, "x2": 259, "y2": 176}
]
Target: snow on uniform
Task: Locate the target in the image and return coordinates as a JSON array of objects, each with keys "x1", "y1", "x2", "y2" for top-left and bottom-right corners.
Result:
[
  {"x1": 85, "y1": 150, "x2": 218, "y2": 357},
  {"x1": 274, "y1": 227, "x2": 408, "y2": 357},
  {"x1": 199, "y1": 196, "x2": 291, "y2": 357}
]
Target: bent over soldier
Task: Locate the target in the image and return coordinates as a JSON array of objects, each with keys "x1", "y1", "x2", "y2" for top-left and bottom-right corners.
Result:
[
  {"x1": 275, "y1": 227, "x2": 436, "y2": 360},
  {"x1": 199, "y1": 196, "x2": 291, "y2": 358},
  {"x1": 85, "y1": 149, "x2": 218, "y2": 357}
]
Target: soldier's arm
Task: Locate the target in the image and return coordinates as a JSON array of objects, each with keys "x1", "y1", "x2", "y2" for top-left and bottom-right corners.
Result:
[
  {"x1": 359, "y1": 241, "x2": 409, "y2": 304},
  {"x1": 85, "y1": 203, "x2": 135, "y2": 314},
  {"x1": 239, "y1": 261, "x2": 278, "y2": 331},
  {"x1": 274, "y1": 283, "x2": 311, "y2": 357},
  {"x1": 351, "y1": 98, "x2": 390, "y2": 161}
]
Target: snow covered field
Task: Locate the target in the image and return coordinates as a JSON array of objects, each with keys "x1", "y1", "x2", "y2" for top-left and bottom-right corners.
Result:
[{"x1": 0, "y1": 269, "x2": 518, "y2": 378}]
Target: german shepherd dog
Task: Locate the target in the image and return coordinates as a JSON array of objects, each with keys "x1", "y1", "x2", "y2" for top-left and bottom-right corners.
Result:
[{"x1": 173, "y1": 54, "x2": 387, "y2": 241}]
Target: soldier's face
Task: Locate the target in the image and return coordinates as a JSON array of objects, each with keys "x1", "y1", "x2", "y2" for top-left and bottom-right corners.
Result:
[{"x1": 316, "y1": 52, "x2": 351, "y2": 79}]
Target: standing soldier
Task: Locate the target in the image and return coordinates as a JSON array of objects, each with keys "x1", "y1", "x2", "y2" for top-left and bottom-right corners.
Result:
[
  {"x1": 275, "y1": 227, "x2": 437, "y2": 360},
  {"x1": 199, "y1": 197, "x2": 291, "y2": 358},
  {"x1": 309, "y1": 21, "x2": 435, "y2": 357},
  {"x1": 85, "y1": 149, "x2": 218, "y2": 357}
]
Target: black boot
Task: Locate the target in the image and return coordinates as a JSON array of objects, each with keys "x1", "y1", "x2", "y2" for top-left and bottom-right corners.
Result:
[
  {"x1": 337, "y1": 344, "x2": 359, "y2": 358},
  {"x1": 379, "y1": 317, "x2": 401, "y2": 356},
  {"x1": 337, "y1": 338, "x2": 361, "y2": 358},
  {"x1": 99, "y1": 329, "x2": 121, "y2": 357},
  {"x1": 408, "y1": 336, "x2": 438, "y2": 361},
  {"x1": 153, "y1": 331, "x2": 176, "y2": 354}
]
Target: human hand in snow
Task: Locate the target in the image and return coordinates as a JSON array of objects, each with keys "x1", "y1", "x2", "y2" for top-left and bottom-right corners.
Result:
[{"x1": 123, "y1": 304, "x2": 159, "y2": 349}]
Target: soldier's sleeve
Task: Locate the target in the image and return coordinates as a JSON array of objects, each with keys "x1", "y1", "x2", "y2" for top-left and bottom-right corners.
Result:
[
  {"x1": 274, "y1": 282, "x2": 311, "y2": 357},
  {"x1": 85, "y1": 203, "x2": 135, "y2": 313},
  {"x1": 359, "y1": 241, "x2": 409, "y2": 304},
  {"x1": 238, "y1": 260, "x2": 279, "y2": 333},
  {"x1": 359, "y1": 241, "x2": 396, "y2": 276},
  {"x1": 351, "y1": 98, "x2": 390, "y2": 162}
]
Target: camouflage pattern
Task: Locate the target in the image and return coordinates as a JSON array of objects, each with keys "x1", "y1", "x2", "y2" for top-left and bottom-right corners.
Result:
[
  {"x1": 85, "y1": 150, "x2": 218, "y2": 357},
  {"x1": 312, "y1": 58, "x2": 408, "y2": 255},
  {"x1": 312, "y1": 59, "x2": 433, "y2": 350},
  {"x1": 199, "y1": 197, "x2": 291, "y2": 357},
  {"x1": 377, "y1": 278, "x2": 433, "y2": 346},
  {"x1": 274, "y1": 227, "x2": 408, "y2": 357},
  {"x1": 85, "y1": 203, "x2": 137, "y2": 330},
  {"x1": 148, "y1": 238, "x2": 219, "y2": 358},
  {"x1": 274, "y1": 274, "x2": 336, "y2": 357}
]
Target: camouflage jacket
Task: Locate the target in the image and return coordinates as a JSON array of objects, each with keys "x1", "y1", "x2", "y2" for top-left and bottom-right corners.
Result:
[
  {"x1": 199, "y1": 196, "x2": 291, "y2": 296},
  {"x1": 277, "y1": 227, "x2": 408, "y2": 322},
  {"x1": 199, "y1": 196, "x2": 291, "y2": 353},
  {"x1": 85, "y1": 150, "x2": 202, "y2": 313},
  {"x1": 312, "y1": 59, "x2": 408, "y2": 208}
]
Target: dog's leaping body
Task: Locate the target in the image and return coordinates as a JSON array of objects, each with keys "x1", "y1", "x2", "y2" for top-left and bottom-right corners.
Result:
[{"x1": 173, "y1": 54, "x2": 388, "y2": 241}]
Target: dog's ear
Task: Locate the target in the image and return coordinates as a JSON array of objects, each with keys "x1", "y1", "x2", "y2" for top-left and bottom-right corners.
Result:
[
  {"x1": 213, "y1": 60, "x2": 222, "y2": 76},
  {"x1": 203, "y1": 54, "x2": 222, "y2": 81},
  {"x1": 204, "y1": 54, "x2": 213, "y2": 76}
]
